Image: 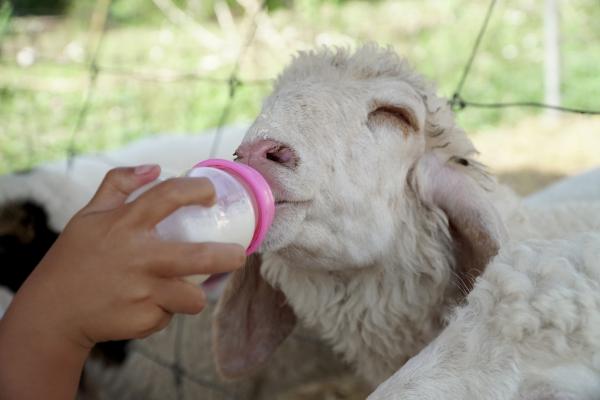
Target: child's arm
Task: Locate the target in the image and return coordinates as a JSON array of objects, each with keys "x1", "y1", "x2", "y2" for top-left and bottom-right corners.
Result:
[{"x1": 0, "y1": 165, "x2": 246, "y2": 400}]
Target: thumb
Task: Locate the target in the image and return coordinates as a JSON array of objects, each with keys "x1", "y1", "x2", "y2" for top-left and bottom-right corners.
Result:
[{"x1": 85, "y1": 165, "x2": 161, "y2": 212}]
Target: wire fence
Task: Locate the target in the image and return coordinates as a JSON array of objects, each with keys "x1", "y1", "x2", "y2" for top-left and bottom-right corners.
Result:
[
  {"x1": 0, "y1": 0, "x2": 276, "y2": 174},
  {"x1": 2, "y1": 0, "x2": 600, "y2": 175},
  {"x1": 62, "y1": 0, "x2": 269, "y2": 168},
  {"x1": 0, "y1": 1, "x2": 278, "y2": 397},
  {"x1": 81, "y1": 2, "x2": 280, "y2": 397},
  {"x1": 1, "y1": 0, "x2": 600, "y2": 397},
  {"x1": 68, "y1": 2, "x2": 269, "y2": 397},
  {"x1": 450, "y1": 0, "x2": 600, "y2": 115}
]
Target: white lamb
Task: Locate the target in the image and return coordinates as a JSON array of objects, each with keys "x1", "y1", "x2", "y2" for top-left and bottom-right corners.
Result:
[
  {"x1": 525, "y1": 167, "x2": 600, "y2": 207},
  {"x1": 369, "y1": 232, "x2": 600, "y2": 400},
  {"x1": 2, "y1": 44, "x2": 600, "y2": 399},
  {"x1": 212, "y1": 44, "x2": 600, "y2": 398}
]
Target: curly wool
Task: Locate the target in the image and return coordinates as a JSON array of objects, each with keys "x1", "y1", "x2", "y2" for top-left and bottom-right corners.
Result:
[{"x1": 369, "y1": 233, "x2": 600, "y2": 400}]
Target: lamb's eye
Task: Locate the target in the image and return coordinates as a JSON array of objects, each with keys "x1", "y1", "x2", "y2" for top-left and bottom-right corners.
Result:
[{"x1": 232, "y1": 151, "x2": 240, "y2": 161}]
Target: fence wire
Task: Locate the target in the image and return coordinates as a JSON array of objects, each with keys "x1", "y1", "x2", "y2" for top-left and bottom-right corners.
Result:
[
  {"x1": 209, "y1": 0, "x2": 266, "y2": 158},
  {"x1": 64, "y1": 0, "x2": 268, "y2": 168},
  {"x1": 2, "y1": 0, "x2": 600, "y2": 174},
  {"x1": 108, "y1": 0, "x2": 266, "y2": 400},
  {"x1": 2, "y1": 1, "x2": 272, "y2": 397},
  {"x1": 450, "y1": 0, "x2": 600, "y2": 115},
  {"x1": 66, "y1": 0, "x2": 111, "y2": 165},
  {"x1": 66, "y1": 1, "x2": 269, "y2": 397}
]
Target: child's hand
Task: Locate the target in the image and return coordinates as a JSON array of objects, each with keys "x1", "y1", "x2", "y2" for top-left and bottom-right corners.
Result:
[
  {"x1": 4, "y1": 165, "x2": 246, "y2": 350},
  {"x1": 0, "y1": 165, "x2": 247, "y2": 400}
]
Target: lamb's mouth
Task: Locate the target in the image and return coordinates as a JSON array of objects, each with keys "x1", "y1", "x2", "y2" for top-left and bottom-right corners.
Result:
[{"x1": 275, "y1": 199, "x2": 312, "y2": 207}]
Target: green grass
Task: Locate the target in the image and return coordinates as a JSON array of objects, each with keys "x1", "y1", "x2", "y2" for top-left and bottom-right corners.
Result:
[{"x1": 1, "y1": 0, "x2": 599, "y2": 174}]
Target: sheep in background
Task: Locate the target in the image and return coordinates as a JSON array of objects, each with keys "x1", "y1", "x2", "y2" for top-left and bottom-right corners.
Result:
[
  {"x1": 525, "y1": 167, "x2": 600, "y2": 207},
  {"x1": 368, "y1": 232, "x2": 600, "y2": 400},
  {"x1": 213, "y1": 44, "x2": 600, "y2": 398},
  {"x1": 511, "y1": 201, "x2": 600, "y2": 242},
  {"x1": 0, "y1": 124, "x2": 248, "y2": 231}
]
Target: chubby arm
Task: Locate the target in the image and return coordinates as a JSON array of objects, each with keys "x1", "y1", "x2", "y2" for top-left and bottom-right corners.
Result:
[{"x1": 0, "y1": 165, "x2": 246, "y2": 400}]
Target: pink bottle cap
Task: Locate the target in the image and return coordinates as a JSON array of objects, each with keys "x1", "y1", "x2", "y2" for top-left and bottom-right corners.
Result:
[{"x1": 194, "y1": 159, "x2": 275, "y2": 255}]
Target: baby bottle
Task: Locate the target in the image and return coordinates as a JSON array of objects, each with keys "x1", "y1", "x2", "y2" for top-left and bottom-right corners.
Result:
[{"x1": 128, "y1": 159, "x2": 275, "y2": 285}]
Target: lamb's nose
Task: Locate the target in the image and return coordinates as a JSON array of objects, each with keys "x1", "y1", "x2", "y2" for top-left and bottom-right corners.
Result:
[{"x1": 235, "y1": 140, "x2": 298, "y2": 168}]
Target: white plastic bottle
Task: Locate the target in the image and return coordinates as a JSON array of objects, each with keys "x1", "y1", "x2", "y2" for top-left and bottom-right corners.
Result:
[{"x1": 128, "y1": 159, "x2": 274, "y2": 284}]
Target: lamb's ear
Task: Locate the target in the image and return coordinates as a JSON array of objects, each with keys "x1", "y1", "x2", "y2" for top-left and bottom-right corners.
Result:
[
  {"x1": 417, "y1": 154, "x2": 508, "y2": 290},
  {"x1": 367, "y1": 83, "x2": 427, "y2": 136},
  {"x1": 212, "y1": 254, "x2": 296, "y2": 379}
]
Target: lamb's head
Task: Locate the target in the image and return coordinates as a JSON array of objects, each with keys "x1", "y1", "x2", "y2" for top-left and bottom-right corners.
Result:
[
  {"x1": 214, "y1": 45, "x2": 508, "y2": 381},
  {"x1": 235, "y1": 45, "x2": 502, "y2": 270}
]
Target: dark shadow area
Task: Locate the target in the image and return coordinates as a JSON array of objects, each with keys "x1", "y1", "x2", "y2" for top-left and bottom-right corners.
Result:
[
  {"x1": 0, "y1": 200, "x2": 129, "y2": 368},
  {"x1": 497, "y1": 169, "x2": 566, "y2": 196},
  {"x1": 7, "y1": 0, "x2": 71, "y2": 17}
]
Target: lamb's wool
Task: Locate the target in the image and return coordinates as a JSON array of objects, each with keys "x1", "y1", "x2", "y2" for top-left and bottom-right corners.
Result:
[
  {"x1": 215, "y1": 44, "x2": 600, "y2": 398},
  {"x1": 508, "y1": 201, "x2": 600, "y2": 241},
  {"x1": 368, "y1": 233, "x2": 600, "y2": 400}
]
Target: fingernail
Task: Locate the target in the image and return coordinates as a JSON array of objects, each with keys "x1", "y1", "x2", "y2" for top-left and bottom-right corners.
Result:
[{"x1": 134, "y1": 164, "x2": 159, "y2": 175}]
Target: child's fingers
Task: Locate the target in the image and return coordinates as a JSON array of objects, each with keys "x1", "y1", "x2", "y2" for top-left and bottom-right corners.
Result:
[
  {"x1": 153, "y1": 279, "x2": 206, "y2": 315},
  {"x1": 147, "y1": 242, "x2": 246, "y2": 277},
  {"x1": 152, "y1": 311, "x2": 173, "y2": 333},
  {"x1": 86, "y1": 165, "x2": 161, "y2": 213},
  {"x1": 127, "y1": 177, "x2": 216, "y2": 228},
  {"x1": 129, "y1": 307, "x2": 172, "y2": 339}
]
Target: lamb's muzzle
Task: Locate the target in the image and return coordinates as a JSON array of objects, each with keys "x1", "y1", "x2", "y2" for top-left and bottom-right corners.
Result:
[{"x1": 235, "y1": 139, "x2": 298, "y2": 170}]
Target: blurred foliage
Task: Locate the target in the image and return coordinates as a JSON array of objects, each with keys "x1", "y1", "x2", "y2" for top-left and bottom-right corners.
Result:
[
  {"x1": 7, "y1": 0, "x2": 71, "y2": 16},
  {"x1": 0, "y1": 0, "x2": 599, "y2": 173},
  {"x1": 69, "y1": 0, "x2": 353, "y2": 26},
  {"x1": 0, "y1": 3, "x2": 11, "y2": 41}
]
